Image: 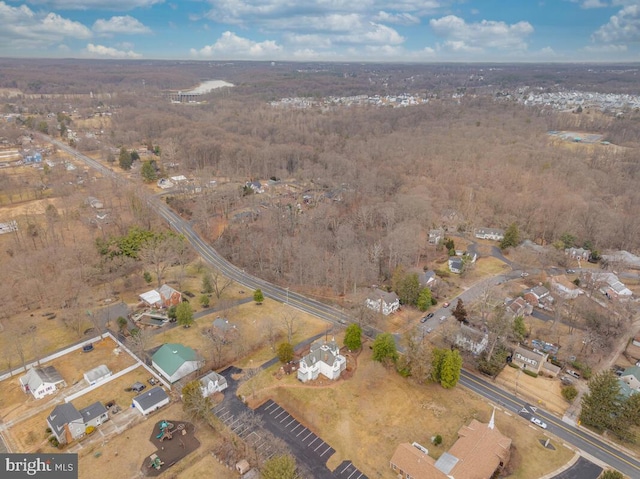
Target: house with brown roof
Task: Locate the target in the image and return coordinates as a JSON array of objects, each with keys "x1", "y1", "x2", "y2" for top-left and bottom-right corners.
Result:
[
  {"x1": 390, "y1": 409, "x2": 511, "y2": 479},
  {"x1": 505, "y1": 297, "x2": 532, "y2": 317}
]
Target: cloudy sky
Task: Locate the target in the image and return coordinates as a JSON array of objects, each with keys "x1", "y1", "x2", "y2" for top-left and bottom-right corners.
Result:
[{"x1": 0, "y1": 0, "x2": 639, "y2": 62}]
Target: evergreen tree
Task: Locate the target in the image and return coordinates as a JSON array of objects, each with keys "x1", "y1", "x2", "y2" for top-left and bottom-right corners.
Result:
[
  {"x1": 372, "y1": 333, "x2": 398, "y2": 364},
  {"x1": 118, "y1": 147, "x2": 132, "y2": 170},
  {"x1": 439, "y1": 349, "x2": 463, "y2": 389},
  {"x1": 512, "y1": 316, "x2": 527, "y2": 342},
  {"x1": 452, "y1": 299, "x2": 468, "y2": 323},
  {"x1": 277, "y1": 342, "x2": 294, "y2": 363},
  {"x1": 416, "y1": 288, "x2": 433, "y2": 312},
  {"x1": 500, "y1": 223, "x2": 520, "y2": 249},
  {"x1": 343, "y1": 324, "x2": 362, "y2": 351},
  {"x1": 599, "y1": 471, "x2": 623, "y2": 479},
  {"x1": 141, "y1": 160, "x2": 157, "y2": 182},
  {"x1": 254, "y1": 289, "x2": 264, "y2": 304},
  {"x1": 580, "y1": 371, "x2": 626, "y2": 437},
  {"x1": 176, "y1": 301, "x2": 194, "y2": 328},
  {"x1": 430, "y1": 348, "x2": 447, "y2": 383}
]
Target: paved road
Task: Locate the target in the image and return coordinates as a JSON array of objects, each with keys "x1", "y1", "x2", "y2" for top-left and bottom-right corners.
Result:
[
  {"x1": 46, "y1": 135, "x2": 640, "y2": 476},
  {"x1": 460, "y1": 369, "x2": 640, "y2": 478},
  {"x1": 550, "y1": 456, "x2": 602, "y2": 479}
]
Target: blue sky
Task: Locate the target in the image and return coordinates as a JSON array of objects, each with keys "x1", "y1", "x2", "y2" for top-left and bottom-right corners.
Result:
[{"x1": 0, "y1": 1, "x2": 638, "y2": 62}]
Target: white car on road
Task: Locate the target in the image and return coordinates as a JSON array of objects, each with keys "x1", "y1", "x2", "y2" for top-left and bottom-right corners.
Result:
[{"x1": 530, "y1": 417, "x2": 547, "y2": 429}]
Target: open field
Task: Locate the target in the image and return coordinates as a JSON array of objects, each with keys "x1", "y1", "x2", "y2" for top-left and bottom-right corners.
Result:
[
  {"x1": 240, "y1": 345, "x2": 574, "y2": 479},
  {"x1": 149, "y1": 297, "x2": 331, "y2": 368}
]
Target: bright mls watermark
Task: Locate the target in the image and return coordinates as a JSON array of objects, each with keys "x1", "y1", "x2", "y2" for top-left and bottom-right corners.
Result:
[{"x1": 1, "y1": 454, "x2": 77, "y2": 478}]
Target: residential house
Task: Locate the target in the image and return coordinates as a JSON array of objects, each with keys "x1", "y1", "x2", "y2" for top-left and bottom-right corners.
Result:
[
  {"x1": 390, "y1": 409, "x2": 511, "y2": 479},
  {"x1": 428, "y1": 229, "x2": 444, "y2": 245},
  {"x1": 47, "y1": 403, "x2": 84, "y2": 445},
  {"x1": 505, "y1": 297, "x2": 532, "y2": 317},
  {"x1": 157, "y1": 284, "x2": 182, "y2": 307},
  {"x1": 139, "y1": 284, "x2": 182, "y2": 308},
  {"x1": 512, "y1": 346, "x2": 547, "y2": 374},
  {"x1": 565, "y1": 247, "x2": 591, "y2": 261},
  {"x1": 246, "y1": 180, "x2": 264, "y2": 193},
  {"x1": 20, "y1": 366, "x2": 66, "y2": 400},
  {"x1": 448, "y1": 257, "x2": 464, "y2": 274},
  {"x1": 618, "y1": 380, "x2": 637, "y2": 399},
  {"x1": 365, "y1": 288, "x2": 400, "y2": 315},
  {"x1": 417, "y1": 270, "x2": 437, "y2": 289},
  {"x1": 0, "y1": 220, "x2": 18, "y2": 235},
  {"x1": 199, "y1": 371, "x2": 228, "y2": 397},
  {"x1": 455, "y1": 324, "x2": 489, "y2": 355},
  {"x1": 297, "y1": 340, "x2": 347, "y2": 383},
  {"x1": 22, "y1": 150, "x2": 42, "y2": 163},
  {"x1": 79, "y1": 401, "x2": 109, "y2": 429},
  {"x1": 132, "y1": 386, "x2": 170, "y2": 416},
  {"x1": 582, "y1": 272, "x2": 632, "y2": 300},
  {"x1": 620, "y1": 366, "x2": 640, "y2": 393},
  {"x1": 152, "y1": 343, "x2": 204, "y2": 383},
  {"x1": 551, "y1": 279, "x2": 584, "y2": 300},
  {"x1": 633, "y1": 335, "x2": 640, "y2": 348},
  {"x1": 523, "y1": 286, "x2": 552, "y2": 307},
  {"x1": 474, "y1": 228, "x2": 505, "y2": 241},
  {"x1": 83, "y1": 365, "x2": 112, "y2": 386}
]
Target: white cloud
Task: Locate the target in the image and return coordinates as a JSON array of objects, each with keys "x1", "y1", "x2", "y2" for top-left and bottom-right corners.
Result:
[
  {"x1": 372, "y1": 11, "x2": 420, "y2": 25},
  {"x1": 0, "y1": 2, "x2": 91, "y2": 49},
  {"x1": 18, "y1": 0, "x2": 163, "y2": 10},
  {"x1": 191, "y1": 31, "x2": 283, "y2": 59},
  {"x1": 584, "y1": 43, "x2": 628, "y2": 52},
  {"x1": 580, "y1": 0, "x2": 608, "y2": 8},
  {"x1": 85, "y1": 43, "x2": 142, "y2": 58},
  {"x1": 430, "y1": 15, "x2": 534, "y2": 52},
  {"x1": 592, "y1": 5, "x2": 640, "y2": 43},
  {"x1": 93, "y1": 16, "x2": 151, "y2": 35}
]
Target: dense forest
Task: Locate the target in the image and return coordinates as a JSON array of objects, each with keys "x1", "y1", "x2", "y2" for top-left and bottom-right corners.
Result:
[{"x1": 2, "y1": 60, "x2": 640, "y2": 297}]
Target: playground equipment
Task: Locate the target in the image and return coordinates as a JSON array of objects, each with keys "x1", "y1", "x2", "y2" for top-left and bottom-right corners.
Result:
[
  {"x1": 149, "y1": 454, "x2": 164, "y2": 470},
  {"x1": 155, "y1": 421, "x2": 185, "y2": 442}
]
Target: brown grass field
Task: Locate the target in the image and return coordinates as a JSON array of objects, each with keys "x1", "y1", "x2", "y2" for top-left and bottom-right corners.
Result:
[{"x1": 240, "y1": 344, "x2": 575, "y2": 479}]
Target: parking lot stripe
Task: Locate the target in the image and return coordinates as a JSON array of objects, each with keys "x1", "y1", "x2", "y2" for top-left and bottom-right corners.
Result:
[
  {"x1": 347, "y1": 469, "x2": 361, "y2": 479},
  {"x1": 340, "y1": 462, "x2": 352, "y2": 473},
  {"x1": 302, "y1": 431, "x2": 313, "y2": 441},
  {"x1": 285, "y1": 418, "x2": 296, "y2": 427},
  {"x1": 269, "y1": 406, "x2": 282, "y2": 415},
  {"x1": 308, "y1": 437, "x2": 318, "y2": 447},
  {"x1": 320, "y1": 445, "x2": 332, "y2": 457},
  {"x1": 296, "y1": 428, "x2": 308, "y2": 437},
  {"x1": 263, "y1": 401, "x2": 276, "y2": 411},
  {"x1": 274, "y1": 410, "x2": 287, "y2": 419},
  {"x1": 314, "y1": 441, "x2": 325, "y2": 452},
  {"x1": 290, "y1": 423, "x2": 301, "y2": 432},
  {"x1": 280, "y1": 414, "x2": 291, "y2": 423}
]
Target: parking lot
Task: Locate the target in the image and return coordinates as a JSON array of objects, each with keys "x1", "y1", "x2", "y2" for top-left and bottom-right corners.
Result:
[{"x1": 256, "y1": 400, "x2": 368, "y2": 479}]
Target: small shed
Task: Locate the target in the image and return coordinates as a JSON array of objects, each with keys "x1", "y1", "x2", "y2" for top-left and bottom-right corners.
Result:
[
  {"x1": 83, "y1": 365, "x2": 112, "y2": 386},
  {"x1": 236, "y1": 459, "x2": 250, "y2": 474}
]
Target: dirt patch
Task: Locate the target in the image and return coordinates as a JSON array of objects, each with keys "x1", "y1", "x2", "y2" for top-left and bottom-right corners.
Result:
[{"x1": 141, "y1": 420, "x2": 200, "y2": 477}]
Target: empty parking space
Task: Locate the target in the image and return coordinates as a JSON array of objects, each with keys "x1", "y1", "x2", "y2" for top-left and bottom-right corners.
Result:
[
  {"x1": 334, "y1": 460, "x2": 369, "y2": 479},
  {"x1": 257, "y1": 399, "x2": 336, "y2": 465}
]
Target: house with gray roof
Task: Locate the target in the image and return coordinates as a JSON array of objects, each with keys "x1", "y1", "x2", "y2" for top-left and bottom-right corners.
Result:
[
  {"x1": 512, "y1": 346, "x2": 547, "y2": 374},
  {"x1": 47, "y1": 401, "x2": 109, "y2": 445},
  {"x1": 417, "y1": 270, "x2": 437, "y2": 288},
  {"x1": 297, "y1": 340, "x2": 346, "y2": 383},
  {"x1": 152, "y1": 343, "x2": 203, "y2": 383},
  {"x1": 132, "y1": 386, "x2": 170, "y2": 416},
  {"x1": 199, "y1": 371, "x2": 228, "y2": 397},
  {"x1": 448, "y1": 257, "x2": 464, "y2": 274},
  {"x1": 47, "y1": 403, "x2": 84, "y2": 444},
  {"x1": 79, "y1": 402, "x2": 109, "y2": 429},
  {"x1": 524, "y1": 285, "x2": 553, "y2": 307},
  {"x1": 20, "y1": 366, "x2": 66, "y2": 400},
  {"x1": 455, "y1": 324, "x2": 488, "y2": 355},
  {"x1": 620, "y1": 366, "x2": 640, "y2": 393},
  {"x1": 474, "y1": 228, "x2": 505, "y2": 241},
  {"x1": 365, "y1": 288, "x2": 400, "y2": 315}
]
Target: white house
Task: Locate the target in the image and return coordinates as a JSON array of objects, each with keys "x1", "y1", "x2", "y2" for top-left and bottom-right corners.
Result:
[
  {"x1": 565, "y1": 247, "x2": 591, "y2": 260},
  {"x1": 297, "y1": 340, "x2": 346, "y2": 383},
  {"x1": 79, "y1": 401, "x2": 109, "y2": 429},
  {"x1": 199, "y1": 371, "x2": 228, "y2": 397},
  {"x1": 448, "y1": 257, "x2": 464, "y2": 274},
  {"x1": 455, "y1": 324, "x2": 489, "y2": 355},
  {"x1": 428, "y1": 229, "x2": 444, "y2": 245},
  {"x1": 152, "y1": 343, "x2": 204, "y2": 383},
  {"x1": 20, "y1": 366, "x2": 66, "y2": 400},
  {"x1": 83, "y1": 365, "x2": 112, "y2": 386},
  {"x1": 474, "y1": 228, "x2": 505, "y2": 241},
  {"x1": 132, "y1": 386, "x2": 171, "y2": 416},
  {"x1": 365, "y1": 288, "x2": 400, "y2": 315}
]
